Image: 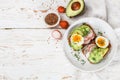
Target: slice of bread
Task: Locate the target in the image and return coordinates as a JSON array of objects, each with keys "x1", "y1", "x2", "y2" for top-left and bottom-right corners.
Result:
[
  {"x1": 82, "y1": 23, "x2": 96, "y2": 45},
  {"x1": 68, "y1": 23, "x2": 96, "y2": 51},
  {"x1": 86, "y1": 44, "x2": 111, "y2": 64}
]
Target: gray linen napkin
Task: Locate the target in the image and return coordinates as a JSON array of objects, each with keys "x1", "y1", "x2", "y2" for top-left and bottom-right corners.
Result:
[{"x1": 74, "y1": 0, "x2": 120, "y2": 80}]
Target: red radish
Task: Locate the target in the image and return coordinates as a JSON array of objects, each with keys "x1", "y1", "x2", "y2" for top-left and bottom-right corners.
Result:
[
  {"x1": 58, "y1": 6, "x2": 66, "y2": 13},
  {"x1": 59, "y1": 20, "x2": 69, "y2": 29},
  {"x1": 51, "y1": 30, "x2": 62, "y2": 40}
]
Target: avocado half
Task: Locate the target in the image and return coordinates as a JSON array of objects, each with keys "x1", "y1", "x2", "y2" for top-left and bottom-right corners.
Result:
[{"x1": 66, "y1": 0, "x2": 85, "y2": 17}]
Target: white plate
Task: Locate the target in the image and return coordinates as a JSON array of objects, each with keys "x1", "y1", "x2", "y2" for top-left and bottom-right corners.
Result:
[{"x1": 63, "y1": 17, "x2": 118, "y2": 72}]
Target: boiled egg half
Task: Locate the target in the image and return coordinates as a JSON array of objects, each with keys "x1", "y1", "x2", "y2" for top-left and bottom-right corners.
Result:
[
  {"x1": 95, "y1": 36, "x2": 109, "y2": 48},
  {"x1": 70, "y1": 34, "x2": 84, "y2": 45}
]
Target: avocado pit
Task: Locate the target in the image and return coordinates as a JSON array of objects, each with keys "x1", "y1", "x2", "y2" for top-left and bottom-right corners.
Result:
[
  {"x1": 66, "y1": 0, "x2": 85, "y2": 17},
  {"x1": 71, "y1": 2, "x2": 81, "y2": 11}
]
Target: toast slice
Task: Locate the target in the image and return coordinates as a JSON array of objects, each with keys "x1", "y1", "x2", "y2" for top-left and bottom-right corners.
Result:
[
  {"x1": 69, "y1": 23, "x2": 96, "y2": 51},
  {"x1": 82, "y1": 43, "x2": 111, "y2": 64},
  {"x1": 82, "y1": 23, "x2": 96, "y2": 45}
]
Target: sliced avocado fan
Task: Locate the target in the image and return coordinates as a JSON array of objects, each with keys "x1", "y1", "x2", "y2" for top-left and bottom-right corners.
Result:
[
  {"x1": 71, "y1": 24, "x2": 90, "y2": 37},
  {"x1": 66, "y1": 0, "x2": 85, "y2": 17}
]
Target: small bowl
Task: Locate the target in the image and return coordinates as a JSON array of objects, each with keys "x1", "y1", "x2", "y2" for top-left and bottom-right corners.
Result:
[{"x1": 44, "y1": 11, "x2": 61, "y2": 28}]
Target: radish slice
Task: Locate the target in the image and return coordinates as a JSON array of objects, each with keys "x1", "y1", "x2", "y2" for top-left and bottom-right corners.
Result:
[{"x1": 51, "y1": 30, "x2": 62, "y2": 40}]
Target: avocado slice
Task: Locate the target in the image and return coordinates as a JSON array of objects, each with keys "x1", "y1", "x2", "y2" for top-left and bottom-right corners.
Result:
[
  {"x1": 69, "y1": 24, "x2": 91, "y2": 51},
  {"x1": 70, "y1": 42, "x2": 82, "y2": 51},
  {"x1": 78, "y1": 24, "x2": 90, "y2": 36},
  {"x1": 71, "y1": 24, "x2": 90, "y2": 36},
  {"x1": 88, "y1": 48, "x2": 109, "y2": 64},
  {"x1": 71, "y1": 29, "x2": 83, "y2": 36},
  {"x1": 66, "y1": 0, "x2": 85, "y2": 17}
]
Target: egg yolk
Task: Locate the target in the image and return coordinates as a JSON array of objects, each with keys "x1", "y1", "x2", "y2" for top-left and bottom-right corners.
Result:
[
  {"x1": 97, "y1": 38, "x2": 105, "y2": 47},
  {"x1": 72, "y1": 34, "x2": 82, "y2": 43}
]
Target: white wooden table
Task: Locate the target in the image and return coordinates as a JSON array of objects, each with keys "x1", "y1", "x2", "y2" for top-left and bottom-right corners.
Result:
[{"x1": 0, "y1": 0, "x2": 120, "y2": 80}]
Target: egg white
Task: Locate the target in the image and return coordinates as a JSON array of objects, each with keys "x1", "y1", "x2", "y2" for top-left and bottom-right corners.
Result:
[
  {"x1": 70, "y1": 34, "x2": 84, "y2": 46},
  {"x1": 95, "y1": 36, "x2": 109, "y2": 48}
]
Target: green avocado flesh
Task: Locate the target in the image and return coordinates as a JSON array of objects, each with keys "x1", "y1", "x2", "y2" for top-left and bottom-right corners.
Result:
[
  {"x1": 88, "y1": 48, "x2": 109, "y2": 64},
  {"x1": 66, "y1": 0, "x2": 85, "y2": 17},
  {"x1": 72, "y1": 24, "x2": 90, "y2": 37},
  {"x1": 70, "y1": 43, "x2": 82, "y2": 51},
  {"x1": 70, "y1": 24, "x2": 90, "y2": 51}
]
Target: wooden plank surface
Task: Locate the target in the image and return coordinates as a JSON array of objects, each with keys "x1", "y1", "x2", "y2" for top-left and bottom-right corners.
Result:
[
  {"x1": 0, "y1": 29, "x2": 79, "y2": 80},
  {"x1": 0, "y1": 0, "x2": 119, "y2": 80},
  {"x1": 0, "y1": 0, "x2": 106, "y2": 28},
  {"x1": 0, "y1": 0, "x2": 69, "y2": 28}
]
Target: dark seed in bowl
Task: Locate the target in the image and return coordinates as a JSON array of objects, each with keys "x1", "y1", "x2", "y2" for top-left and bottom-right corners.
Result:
[{"x1": 45, "y1": 13, "x2": 58, "y2": 25}]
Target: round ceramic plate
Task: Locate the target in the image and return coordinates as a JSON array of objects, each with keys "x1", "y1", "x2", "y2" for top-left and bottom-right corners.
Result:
[{"x1": 63, "y1": 17, "x2": 118, "y2": 72}]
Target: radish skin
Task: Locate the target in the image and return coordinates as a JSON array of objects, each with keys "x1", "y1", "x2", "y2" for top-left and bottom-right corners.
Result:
[{"x1": 51, "y1": 30, "x2": 62, "y2": 40}]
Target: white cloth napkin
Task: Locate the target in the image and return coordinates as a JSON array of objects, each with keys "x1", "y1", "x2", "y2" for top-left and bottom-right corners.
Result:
[
  {"x1": 106, "y1": 0, "x2": 120, "y2": 29},
  {"x1": 75, "y1": 0, "x2": 120, "y2": 80},
  {"x1": 76, "y1": 28, "x2": 120, "y2": 80}
]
